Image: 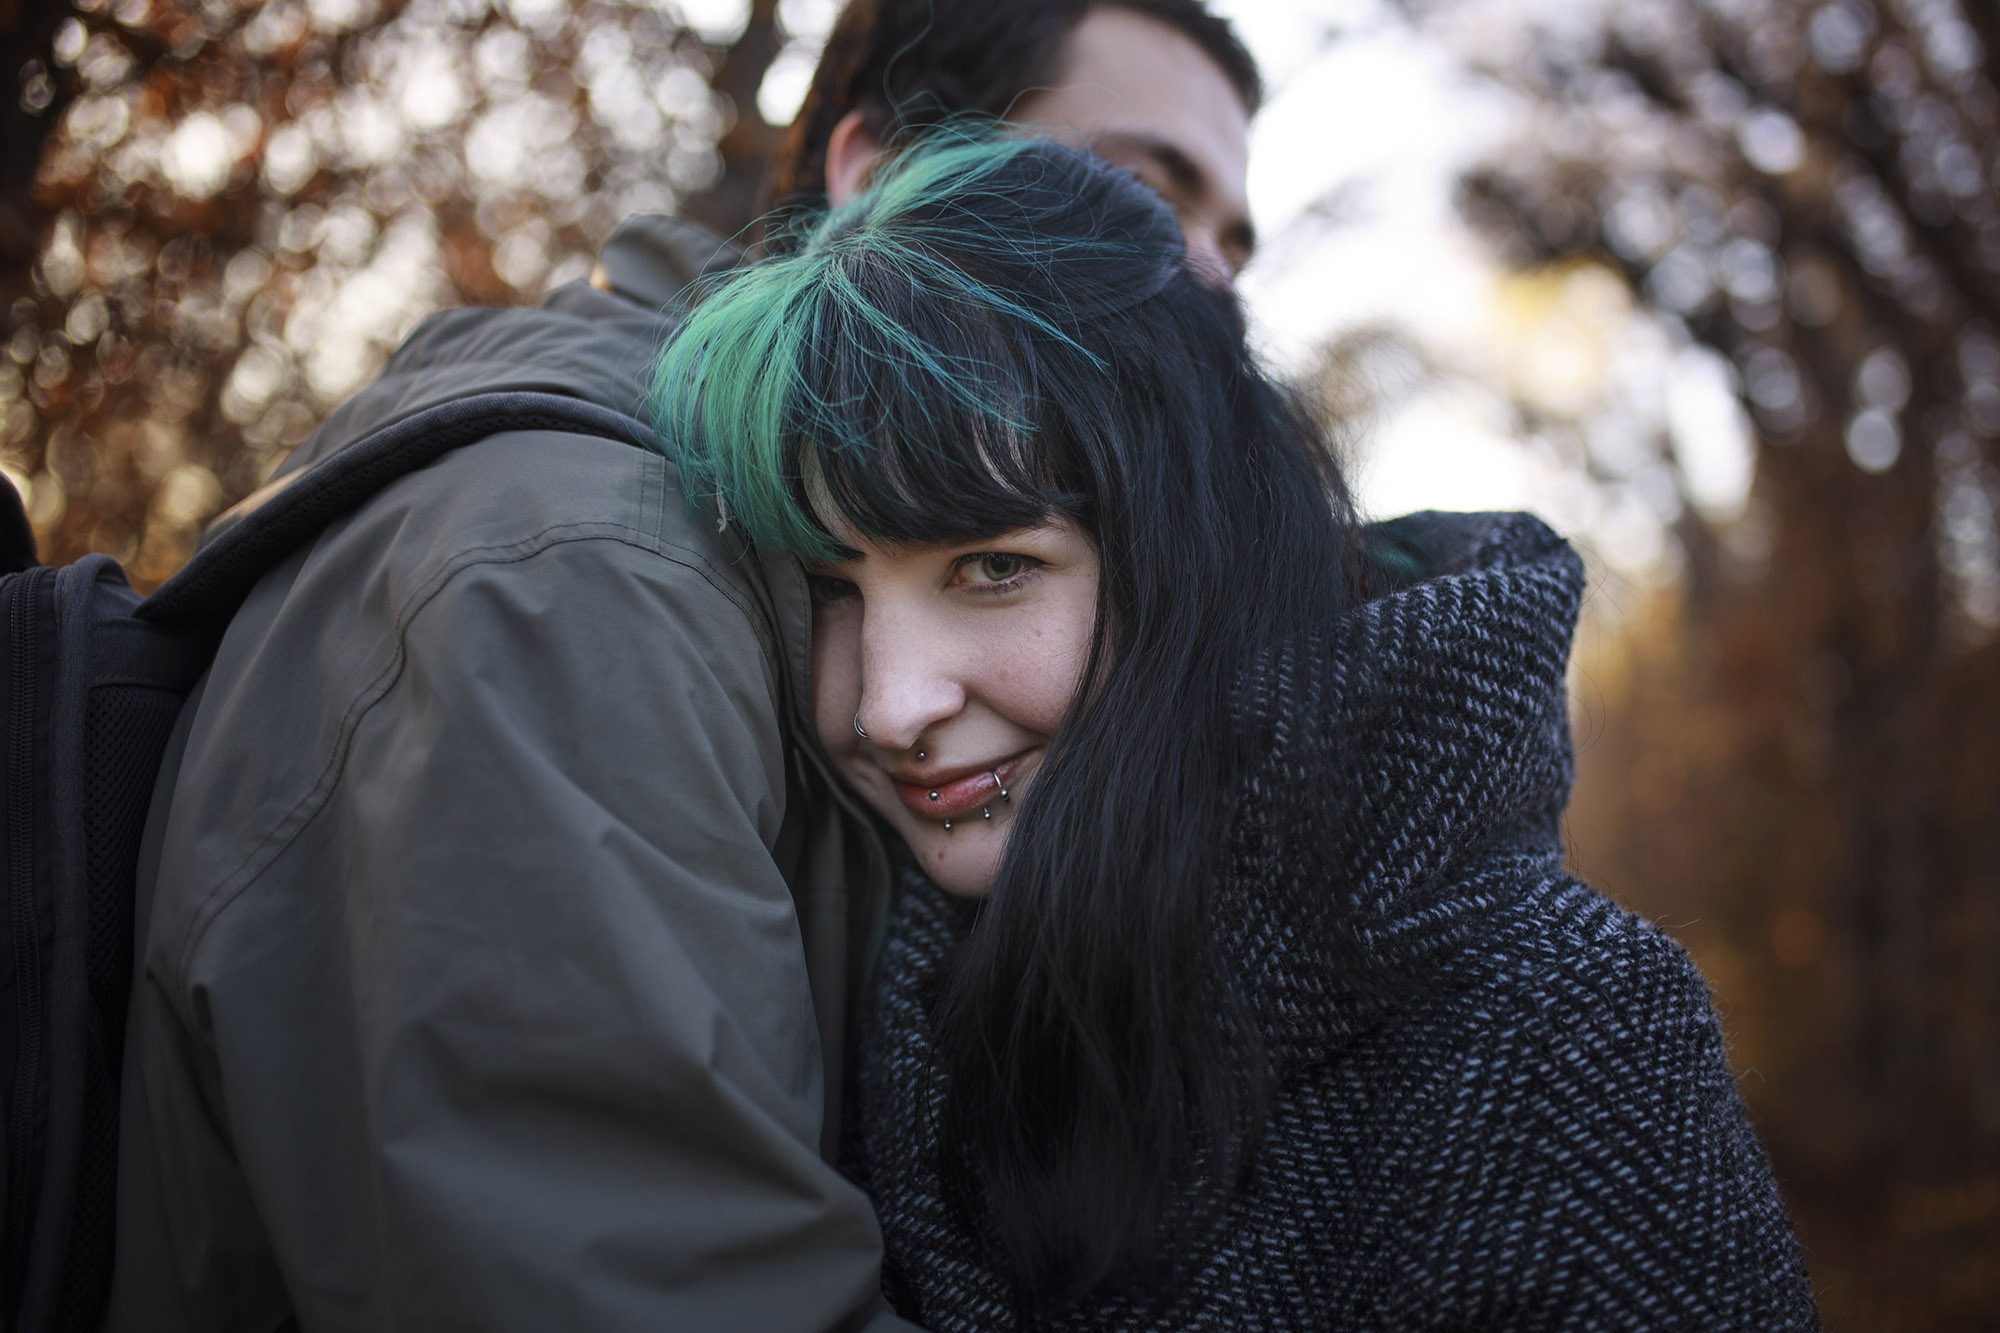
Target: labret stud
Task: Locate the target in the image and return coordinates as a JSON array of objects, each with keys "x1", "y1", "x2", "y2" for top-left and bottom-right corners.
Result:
[{"x1": 940, "y1": 771, "x2": 1011, "y2": 834}]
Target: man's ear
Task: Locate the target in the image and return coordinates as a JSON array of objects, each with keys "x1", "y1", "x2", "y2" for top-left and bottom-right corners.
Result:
[{"x1": 825, "y1": 109, "x2": 884, "y2": 206}]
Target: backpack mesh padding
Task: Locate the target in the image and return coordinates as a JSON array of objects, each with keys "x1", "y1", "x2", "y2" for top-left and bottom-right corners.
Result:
[
  {"x1": 80, "y1": 684, "x2": 180, "y2": 1056},
  {"x1": 56, "y1": 683, "x2": 183, "y2": 1331}
]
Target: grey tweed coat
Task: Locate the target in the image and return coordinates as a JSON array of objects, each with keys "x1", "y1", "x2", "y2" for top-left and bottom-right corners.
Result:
[{"x1": 844, "y1": 512, "x2": 1820, "y2": 1332}]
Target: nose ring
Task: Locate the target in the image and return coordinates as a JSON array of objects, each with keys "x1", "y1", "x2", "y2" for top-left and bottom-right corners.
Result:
[{"x1": 853, "y1": 714, "x2": 867, "y2": 740}]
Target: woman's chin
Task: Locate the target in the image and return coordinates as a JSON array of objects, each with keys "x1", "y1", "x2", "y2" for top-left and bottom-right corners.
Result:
[{"x1": 905, "y1": 820, "x2": 1005, "y2": 898}]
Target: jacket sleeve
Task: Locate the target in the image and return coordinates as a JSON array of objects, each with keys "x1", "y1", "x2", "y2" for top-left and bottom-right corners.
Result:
[
  {"x1": 117, "y1": 525, "x2": 919, "y2": 1331},
  {"x1": 1488, "y1": 908, "x2": 1822, "y2": 1331}
]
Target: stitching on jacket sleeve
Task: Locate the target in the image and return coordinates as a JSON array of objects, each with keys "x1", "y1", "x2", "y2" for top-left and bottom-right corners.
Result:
[{"x1": 174, "y1": 523, "x2": 774, "y2": 981}]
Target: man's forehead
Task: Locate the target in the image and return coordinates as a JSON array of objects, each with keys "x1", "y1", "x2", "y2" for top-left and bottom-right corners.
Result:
[{"x1": 1019, "y1": 11, "x2": 1248, "y2": 164}]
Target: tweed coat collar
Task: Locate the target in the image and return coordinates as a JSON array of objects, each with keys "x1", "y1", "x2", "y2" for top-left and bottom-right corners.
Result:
[{"x1": 1219, "y1": 511, "x2": 1587, "y2": 1065}]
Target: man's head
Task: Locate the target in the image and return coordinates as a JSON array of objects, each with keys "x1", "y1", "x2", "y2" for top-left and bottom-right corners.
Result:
[{"x1": 765, "y1": 0, "x2": 1261, "y2": 280}]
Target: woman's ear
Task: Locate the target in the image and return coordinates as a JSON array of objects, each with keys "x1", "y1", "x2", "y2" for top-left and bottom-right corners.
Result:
[{"x1": 825, "y1": 109, "x2": 884, "y2": 206}]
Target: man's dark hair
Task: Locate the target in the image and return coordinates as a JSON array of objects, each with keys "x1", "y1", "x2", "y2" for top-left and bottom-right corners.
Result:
[{"x1": 764, "y1": 0, "x2": 1262, "y2": 212}]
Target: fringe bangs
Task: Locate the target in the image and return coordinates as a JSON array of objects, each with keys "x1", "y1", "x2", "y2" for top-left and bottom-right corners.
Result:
[{"x1": 652, "y1": 128, "x2": 1175, "y2": 561}]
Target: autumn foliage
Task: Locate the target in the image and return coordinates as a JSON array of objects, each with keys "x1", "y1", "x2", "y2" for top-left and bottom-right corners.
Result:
[{"x1": 3, "y1": 0, "x2": 1997, "y2": 1327}]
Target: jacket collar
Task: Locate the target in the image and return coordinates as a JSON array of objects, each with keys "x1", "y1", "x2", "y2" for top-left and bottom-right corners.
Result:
[
  {"x1": 1221, "y1": 512, "x2": 1587, "y2": 1062},
  {"x1": 588, "y1": 213, "x2": 748, "y2": 313}
]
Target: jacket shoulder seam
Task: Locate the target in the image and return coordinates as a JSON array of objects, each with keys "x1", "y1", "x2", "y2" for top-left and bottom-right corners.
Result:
[{"x1": 172, "y1": 520, "x2": 772, "y2": 983}]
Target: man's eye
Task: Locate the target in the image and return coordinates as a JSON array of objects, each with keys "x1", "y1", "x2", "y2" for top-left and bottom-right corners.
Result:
[{"x1": 806, "y1": 574, "x2": 858, "y2": 605}]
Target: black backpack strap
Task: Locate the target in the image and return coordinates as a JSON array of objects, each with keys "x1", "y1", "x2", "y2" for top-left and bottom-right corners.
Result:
[
  {"x1": 19, "y1": 558, "x2": 205, "y2": 1333},
  {"x1": 138, "y1": 391, "x2": 653, "y2": 629}
]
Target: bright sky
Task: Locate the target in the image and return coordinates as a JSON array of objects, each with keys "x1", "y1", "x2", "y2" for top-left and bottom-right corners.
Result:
[
  {"x1": 1212, "y1": 0, "x2": 1754, "y2": 577},
  {"x1": 746, "y1": 0, "x2": 1756, "y2": 581}
]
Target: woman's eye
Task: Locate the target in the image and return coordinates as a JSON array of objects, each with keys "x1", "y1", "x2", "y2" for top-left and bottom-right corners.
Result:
[
  {"x1": 806, "y1": 574, "x2": 858, "y2": 605},
  {"x1": 957, "y1": 552, "x2": 1035, "y2": 587}
]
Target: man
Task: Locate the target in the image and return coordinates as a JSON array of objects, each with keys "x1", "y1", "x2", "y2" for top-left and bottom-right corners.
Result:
[
  {"x1": 105, "y1": 4, "x2": 1261, "y2": 1330},
  {"x1": 773, "y1": 0, "x2": 1258, "y2": 283}
]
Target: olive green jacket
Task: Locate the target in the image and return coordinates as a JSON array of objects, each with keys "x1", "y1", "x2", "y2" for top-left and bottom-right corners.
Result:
[{"x1": 105, "y1": 217, "x2": 910, "y2": 1332}]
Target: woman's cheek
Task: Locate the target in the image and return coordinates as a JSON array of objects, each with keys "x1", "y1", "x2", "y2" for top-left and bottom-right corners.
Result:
[{"x1": 810, "y1": 604, "x2": 863, "y2": 757}]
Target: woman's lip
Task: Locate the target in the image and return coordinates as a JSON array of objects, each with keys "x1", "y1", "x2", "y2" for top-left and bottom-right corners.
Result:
[{"x1": 890, "y1": 753, "x2": 1029, "y2": 820}]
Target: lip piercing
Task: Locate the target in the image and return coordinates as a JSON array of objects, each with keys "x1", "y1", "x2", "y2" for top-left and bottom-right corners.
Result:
[
  {"x1": 938, "y1": 772, "x2": 1011, "y2": 832},
  {"x1": 853, "y1": 714, "x2": 867, "y2": 739}
]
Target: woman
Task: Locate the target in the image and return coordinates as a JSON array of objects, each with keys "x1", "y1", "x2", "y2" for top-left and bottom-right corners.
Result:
[{"x1": 656, "y1": 136, "x2": 1818, "y2": 1330}]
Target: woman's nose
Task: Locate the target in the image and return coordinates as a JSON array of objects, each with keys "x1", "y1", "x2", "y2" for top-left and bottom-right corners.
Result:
[{"x1": 852, "y1": 603, "x2": 965, "y2": 752}]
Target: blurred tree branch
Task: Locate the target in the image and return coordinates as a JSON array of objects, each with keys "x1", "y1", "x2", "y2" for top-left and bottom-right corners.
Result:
[
  {"x1": 683, "y1": 0, "x2": 784, "y2": 239},
  {"x1": 1, "y1": 0, "x2": 80, "y2": 293},
  {"x1": 1, "y1": 0, "x2": 783, "y2": 585}
]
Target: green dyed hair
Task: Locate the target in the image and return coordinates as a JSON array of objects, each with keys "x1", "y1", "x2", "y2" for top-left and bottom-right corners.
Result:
[{"x1": 652, "y1": 129, "x2": 1182, "y2": 565}]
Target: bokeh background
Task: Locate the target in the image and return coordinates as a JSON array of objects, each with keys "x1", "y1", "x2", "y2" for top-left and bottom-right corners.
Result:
[{"x1": 1, "y1": 0, "x2": 1994, "y2": 1325}]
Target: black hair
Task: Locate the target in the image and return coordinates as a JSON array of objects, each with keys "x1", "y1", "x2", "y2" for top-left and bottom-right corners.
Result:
[
  {"x1": 764, "y1": 0, "x2": 1262, "y2": 212},
  {"x1": 659, "y1": 134, "x2": 1369, "y2": 1316}
]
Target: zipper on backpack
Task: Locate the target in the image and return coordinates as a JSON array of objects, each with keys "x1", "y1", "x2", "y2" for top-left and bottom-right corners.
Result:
[{"x1": 5, "y1": 566, "x2": 50, "y2": 1267}]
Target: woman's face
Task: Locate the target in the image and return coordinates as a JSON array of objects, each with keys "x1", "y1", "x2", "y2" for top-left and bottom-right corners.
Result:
[{"x1": 808, "y1": 516, "x2": 1100, "y2": 898}]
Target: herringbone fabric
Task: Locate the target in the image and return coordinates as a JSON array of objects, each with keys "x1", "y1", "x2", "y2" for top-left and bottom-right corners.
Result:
[{"x1": 845, "y1": 512, "x2": 1820, "y2": 1332}]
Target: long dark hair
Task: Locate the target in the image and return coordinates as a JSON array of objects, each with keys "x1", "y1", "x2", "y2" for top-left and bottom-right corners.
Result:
[{"x1": 657, "y1": 134, "x2": 1370, "y2": 1314}]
